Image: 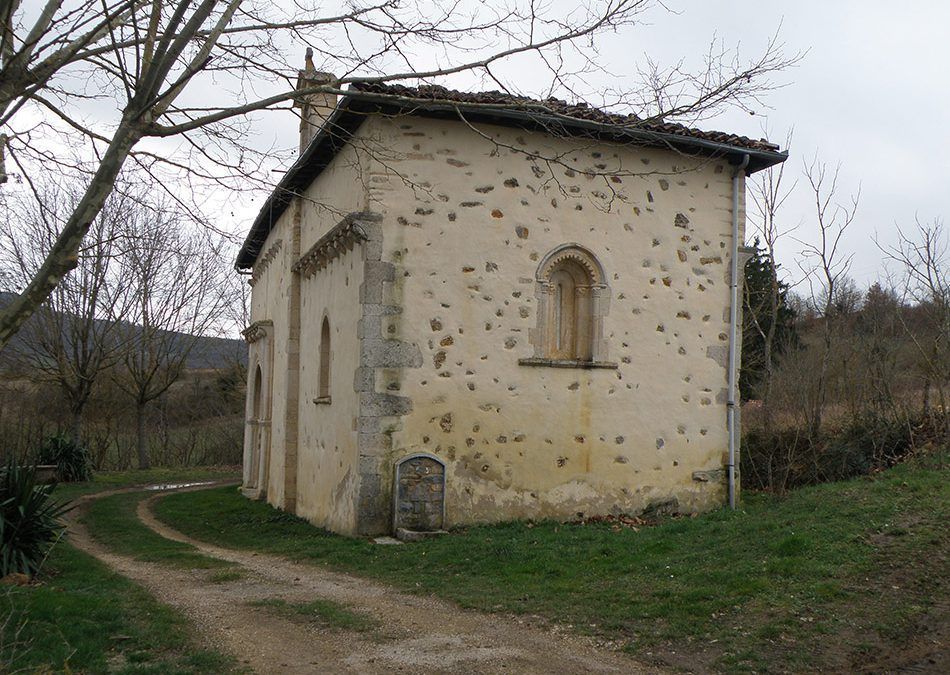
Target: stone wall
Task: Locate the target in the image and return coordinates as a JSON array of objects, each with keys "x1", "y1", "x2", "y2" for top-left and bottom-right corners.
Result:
[
  {"x1": 363, "y1": 115, "x2": 745, "y2": 527},
  {"x1": 246, "y1": 211, "x2": 295, "y2": 509},
  {"x1": 245, "y1": 137, "x2": 373, "y2": 524},
  {"x1": 293, "y1": 222, "x2": 364, "y2": 533},
  {"x1": 244, "y1": 112, "x2": 748, "y2": 535}
]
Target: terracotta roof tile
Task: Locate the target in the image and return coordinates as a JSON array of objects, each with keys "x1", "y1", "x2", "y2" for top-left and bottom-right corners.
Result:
[{"x1": 350, "y1": 81, "x2": 779, "y2": 153}]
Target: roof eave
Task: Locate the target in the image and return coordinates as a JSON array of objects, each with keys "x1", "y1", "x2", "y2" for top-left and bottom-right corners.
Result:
[
  {"x1": 236, "y1": 94, "x2": 787, "y2": 269},
  {"x1": 343, "y1": 94, "x2": 787, "y2": 172},
  {"x1": 235, "y1": 103, "x2": 366, "y2": 270}
]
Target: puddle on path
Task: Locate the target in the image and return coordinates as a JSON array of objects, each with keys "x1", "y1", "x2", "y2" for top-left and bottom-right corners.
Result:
[{"x1": 145, "y1": 481, "x2": 217, "y2": 491}]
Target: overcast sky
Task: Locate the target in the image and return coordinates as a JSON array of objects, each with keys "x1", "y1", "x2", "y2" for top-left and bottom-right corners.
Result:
[
  {"x1": 603, "y1": 1, "x2": 950, "y2": 287},
  {"x1": 18, "y1": 1, "x2": 942, "y2": 294},
  {"x1": 242, "y1": 1, "x2": 948, "y2": 289}
]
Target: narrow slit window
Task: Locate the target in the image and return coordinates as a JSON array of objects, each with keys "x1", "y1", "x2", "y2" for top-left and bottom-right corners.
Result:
[{"x1": 319, "y1": 316, "x2": 331, "y2": 399}]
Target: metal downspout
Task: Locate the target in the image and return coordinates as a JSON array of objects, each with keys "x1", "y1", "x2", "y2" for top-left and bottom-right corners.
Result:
[{"x1": 728, "y1": 153, "x2": 750, "y2": 509}]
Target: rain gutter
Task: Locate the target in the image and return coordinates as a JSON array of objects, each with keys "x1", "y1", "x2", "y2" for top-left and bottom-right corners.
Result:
[{"x1": 727, "y1": 152, "x2": 750, "y2": 509}]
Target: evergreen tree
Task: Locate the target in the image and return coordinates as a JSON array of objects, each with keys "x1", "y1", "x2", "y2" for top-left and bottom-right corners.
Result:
[{"x1": 741, "y1": 239, "x2": 798, "y2": 401}]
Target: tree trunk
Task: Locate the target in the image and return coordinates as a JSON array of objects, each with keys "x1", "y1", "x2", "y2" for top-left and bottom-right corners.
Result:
[
  {"x1": 136, "y1": 400, "x2": 150, "y2": 470},
  {"x1": 71, "y1": 410, "x2": 83, "y2": 445}
]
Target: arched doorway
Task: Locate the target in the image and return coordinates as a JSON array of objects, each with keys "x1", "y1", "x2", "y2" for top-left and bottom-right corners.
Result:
[{"x1": 248, "y1": 364, "x2": 263, "y2": 489}]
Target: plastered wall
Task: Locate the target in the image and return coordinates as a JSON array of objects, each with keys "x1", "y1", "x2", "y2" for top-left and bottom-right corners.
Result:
[
  {"x1": 363, "y1": 115, "x2": 745, "y2": 526},
  {"x1": 295, "y1": 250, "x2": 363, "y2": 533},
  {"x1": 245, "y1": 137, "x2": 370, "y2": 524},
  {"x1": 293, "y1": 141, "x2": 371, "y2": 533},
  {"x1": 245, "y1": 112, "x2": 747, "y2": 533},
  {"x1": 247, "y1": 226, "x2": 293, "y2": 508}
]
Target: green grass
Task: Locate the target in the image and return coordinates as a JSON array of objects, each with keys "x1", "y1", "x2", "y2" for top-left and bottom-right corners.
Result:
[
  {"x1": 247, "y1": 597, "x2": 380, "y2": 633},
  {"x1": 155, "y1": 451, "x2": 949, "y2": 671},
  {"x1": 0, "y1": 543, "x2": 239, "y2": 673},
  {"x1": 83, "y1": 491, "x2": 229, "y2": 569},
  {"x1": 1, "y1": 467, "x2": 243, "y2": 672}
]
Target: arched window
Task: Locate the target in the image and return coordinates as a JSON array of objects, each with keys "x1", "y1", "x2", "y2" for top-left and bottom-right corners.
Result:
[
  {"x1": 548, "y1": 258, "x2": 591, "y2": 360},
  {"x1": 318, "y1": 315, "x2": 331, "y2": 401},
  {"x1": 527, "y1": 244, "x2": 611, "y2": 365}
]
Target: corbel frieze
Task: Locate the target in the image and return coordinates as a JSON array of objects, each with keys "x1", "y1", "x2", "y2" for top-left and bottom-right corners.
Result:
[
  {"x1": 292, "y1": 212, "x2": 380, "y2": 278},
  {"x1": 242, "y1": 319, "x2": 273, "y2": 344},
  {"x1": 249, "y1": 239, "x2": 283, "y2": 287}
]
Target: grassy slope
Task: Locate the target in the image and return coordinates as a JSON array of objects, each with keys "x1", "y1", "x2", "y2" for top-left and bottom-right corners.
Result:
[
  {"x1": 1, "y1": 468, "x2": 241, "y2": 673},
  {"x1": 155, "y1": 453, "x2": 948, "y2": 671}
]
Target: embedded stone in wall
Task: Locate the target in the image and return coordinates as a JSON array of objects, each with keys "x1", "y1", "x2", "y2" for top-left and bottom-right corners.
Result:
[
  {"x1": 692, "y1": 468, "x2": 726, "y2": 483},
  {"x1": 394, "y1": 456, "x2": 445, "y2": 531}
]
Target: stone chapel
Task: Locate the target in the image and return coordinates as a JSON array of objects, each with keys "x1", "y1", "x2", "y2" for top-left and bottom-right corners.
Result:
[{"x1": 237, "y1": 61, "x2": 787, "y2": 536}]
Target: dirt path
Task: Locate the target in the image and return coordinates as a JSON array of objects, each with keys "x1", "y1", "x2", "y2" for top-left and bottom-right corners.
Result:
[{"x1": 67, "y1": 483, "x2": 658, "y2": 674}]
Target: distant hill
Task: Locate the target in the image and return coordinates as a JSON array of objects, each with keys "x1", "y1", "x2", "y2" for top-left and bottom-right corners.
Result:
[{"x1": 0, "y1": 291, "x2": 247, "y2": 371}]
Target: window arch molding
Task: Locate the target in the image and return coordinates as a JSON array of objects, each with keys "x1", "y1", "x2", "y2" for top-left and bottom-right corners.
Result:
[
  {"x1": 536, "y1": 243, "x2": 607, "y2": 287},
  {"x1": 523, "y1": 243, "x2": 613, "y2": 367}
]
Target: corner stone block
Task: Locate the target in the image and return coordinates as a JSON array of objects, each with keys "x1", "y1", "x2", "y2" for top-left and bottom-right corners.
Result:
[
  {"x1": 361, "y1": 237, "x2": 384, "y2": 262},
  {"x1": 364, "y1": 260, "x2": 396, "y2": 284},
  {"x1": 357, "y1": 416, "x2": 387, "y2": 434},
  {"x1": 354, "y1": 367, "x2": 376, "y2": 392},
  {"x1": 362, "y1": 303, "x2": 403, "y2": 317},
  {"x1": 357, "y1": 316, "x2": 383, "y2": 340},
  {"x1": 360, "y1": 392, "x2": 413, "y2": 417},
  {"x1": 357, "y1": 469, "x2": 381, "y2": 497},
  {"x1": 359, "y1": 280, "x2": 384, "y2": 304},
  {"x1": 358, "y1": 453, "x2": 384, "y2": 476},
  {"x1": 358, "y1": 432, "x2": 391, "y2": 453},
  {"x1": 361, "y1": 339, "x2": 423, "y2": 368}
]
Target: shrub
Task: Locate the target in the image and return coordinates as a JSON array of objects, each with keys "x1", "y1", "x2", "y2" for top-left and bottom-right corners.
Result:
[
  {"x1": 36, "y1": 434, "x2": 92, "y2": 483},
  {"x1": 0, "y1": 461, "x2": 71, "y2": 577},
  {"x1": 741, "y1": 410, "x2": 947, "y2": 491}
]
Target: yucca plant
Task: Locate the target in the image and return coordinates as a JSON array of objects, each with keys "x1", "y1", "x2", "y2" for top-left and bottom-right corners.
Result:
[
  {"x1": 36, "y1": 434, "x2": 92, "y2": 483},
  {"x1": 0, "y1": 461, "x2": 72, "y2": 577}
]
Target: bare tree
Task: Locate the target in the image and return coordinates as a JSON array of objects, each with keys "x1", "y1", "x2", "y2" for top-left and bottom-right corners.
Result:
[
  {"x1": 744, "y1": 129, "x2": 796, "y2": 418},
  {"x1": 0, "y1": 179, "x2": 130, "y2": 441},
  {"x1": 881, "y1": 218, "x2": 949, "y2": 434},
  {"x1": 799, "y1": 157, "x2": 859, "y2": 440},
  {"x1": 113, "y1": 200, "x2": 229, "y2": 469},
  {"x1": 0, "y1": 0, "x2": 797, "y2": 349}
]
